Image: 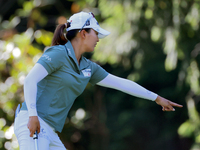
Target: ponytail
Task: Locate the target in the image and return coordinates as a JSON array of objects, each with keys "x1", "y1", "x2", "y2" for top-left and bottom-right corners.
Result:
[
  {"x1": 51, "y1": 22, "x2": 92, "y2": 46},
  {"x1": 51, "y1": 23, "x2": 69, "y2": 46}
]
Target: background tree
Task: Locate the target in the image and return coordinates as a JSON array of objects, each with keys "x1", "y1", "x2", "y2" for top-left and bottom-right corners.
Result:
[{"x1": 0, "y1": 0, "x2": 199, "y2": 150}]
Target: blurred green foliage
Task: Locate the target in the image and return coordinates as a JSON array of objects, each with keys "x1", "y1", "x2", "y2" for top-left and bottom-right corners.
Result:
[{"x1": 0, "y1": 0, "x2": 200, "y2": 150}]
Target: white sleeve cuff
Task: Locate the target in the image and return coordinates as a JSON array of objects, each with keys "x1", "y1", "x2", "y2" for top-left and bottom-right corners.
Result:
[
  {"x1": 28, "y1": 109, "x2": 38, "y2": 117},
  {"x1": 27, "y1": 103, "x2": 38, "y2": 116},
  {"x1": 144, "y1": 91, "x2": 158, "y2": 101}
]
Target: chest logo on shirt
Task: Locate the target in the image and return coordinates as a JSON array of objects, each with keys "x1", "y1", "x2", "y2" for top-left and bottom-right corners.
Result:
[{"x1": 82, "y1": 69, "x2": 91, "y2": 77}]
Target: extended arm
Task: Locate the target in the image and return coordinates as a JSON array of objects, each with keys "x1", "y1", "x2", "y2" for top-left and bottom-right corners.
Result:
[
  {"x1": 97, "y1": 74, "x2": 183, "y2": 111},
  {"x1": 24, "y1": 63, "x2": 48, "y2": 136},
  {"x1": 97, "y1": 74, "x2": 157, "y2": 101}
]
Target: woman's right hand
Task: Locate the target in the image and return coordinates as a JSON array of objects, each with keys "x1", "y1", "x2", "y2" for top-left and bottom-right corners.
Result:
[
  {"x1": 155, "y1": 96, "x2": 183, "y2": 111},
  {"x1": 27, "y1": 116, "x2": 40, "y2": 137}
]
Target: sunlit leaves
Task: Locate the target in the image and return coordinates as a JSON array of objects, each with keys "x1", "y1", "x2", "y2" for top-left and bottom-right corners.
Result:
[
  {"x1": 163, "y1": 28, "x2": 178, "y2": 71},
  {"x1": 31, "y1": 9, "x2": 48, "y2": 27},
  {"x1": 186, "y1": 60, "x2": 200, "y2": 94},
  {"x1": 23, "y1": 1, "x2": 34, "y2": 12},
  {"x1": 94, "y1": 0, "x2": 138, "y2": 65},
  {"x1": 17, "y1": 1, "x2": 34, "y2": 17},
  {"x1": 151, "y1": 26, "x2": 161, "y2": 42},
  {"x1": 0, "y1": 7, "x2": 47, "y2": 150},
  {"x1": 0, "y1": 118, "x2": 6, "y2": 130},
  {"x1": 1, "y1": 17, "x2": 20, "y2": 29},
  {"x1": 70, "y1": 108, "x2": 88, "y2": 129},
  {"x1": 13, "y1": 28, "x2": 34, "y2": 48},
  {"x1": 185, "y1": 3, "x2": 200, "y2": 31},
  {"x1": 178, "y1": 97, "x2": 200, "y2": 147},
  {"x1": 172, "y1": 0, "x2": 180, "y2": 28},
  {"x1": 178, "y1": 120, "x2": 195, "y2": 137},
  {"x1": 34, "y1": 30, "x2": 53, "y2": 46},
  {"x1": 145, "y1": 9, "x2": 153, "y2": 19},
  {"x1": 127, "y1": 72, "x2": 140, "y2": 82}
]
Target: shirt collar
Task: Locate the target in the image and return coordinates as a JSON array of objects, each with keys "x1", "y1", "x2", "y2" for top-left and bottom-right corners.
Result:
[{"x1": 65, "y1": 41, "x2": 89, "y2": 71}]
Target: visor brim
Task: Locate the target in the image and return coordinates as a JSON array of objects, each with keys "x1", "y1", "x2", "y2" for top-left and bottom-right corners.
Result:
[{"x1": 93, "y1": 27, "x2": 110, "y2": 39}]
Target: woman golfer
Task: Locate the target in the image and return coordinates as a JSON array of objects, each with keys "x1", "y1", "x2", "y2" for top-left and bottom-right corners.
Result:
[{"x1": 14, "y1": 11, "x2": 183, "y2": 150}]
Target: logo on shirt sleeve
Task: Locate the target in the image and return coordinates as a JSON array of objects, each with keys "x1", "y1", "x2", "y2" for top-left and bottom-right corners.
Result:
[
  {"x1": 42, "y1": 54, "x2": 51, "y2": 61},
  {"x1": 82, "y1": 69, "x2": 91, "y2": 77}
]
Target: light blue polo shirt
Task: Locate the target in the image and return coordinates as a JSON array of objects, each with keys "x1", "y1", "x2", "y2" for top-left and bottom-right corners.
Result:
[{"x1": 21, "y1": 41, "x2": 108, "y2": 132}]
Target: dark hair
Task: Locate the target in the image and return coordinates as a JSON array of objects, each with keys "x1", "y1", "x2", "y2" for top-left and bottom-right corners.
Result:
[{"x1": 51, "y1": 22, "x2": 91, "y2": 46}]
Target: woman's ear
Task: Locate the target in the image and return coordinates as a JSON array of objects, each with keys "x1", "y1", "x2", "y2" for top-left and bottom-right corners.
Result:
[{"x1": 80, "y1": 30, "x2": 87, "y2": 39}]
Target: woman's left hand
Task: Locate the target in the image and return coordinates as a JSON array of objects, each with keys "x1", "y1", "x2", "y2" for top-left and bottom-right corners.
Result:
[{"x1": 155, "y1": 96, "x2": 183, "y2": 111}]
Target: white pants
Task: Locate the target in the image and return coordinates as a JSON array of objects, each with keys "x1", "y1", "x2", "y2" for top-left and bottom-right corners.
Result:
[{"x1": 14, "y1": 110, "x2": 66, "y2": 150}]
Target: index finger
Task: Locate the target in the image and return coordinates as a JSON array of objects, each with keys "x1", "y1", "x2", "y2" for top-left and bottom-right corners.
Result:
[
  {"x1": 169, "y1": 101, "x2": 183, "y2": 108},
  {"x1": 37, "y1": 124, "x2": 40, "y2": 134},
  {"x1": 30, "y1": 129, "x2": 36, "y2": 137}
]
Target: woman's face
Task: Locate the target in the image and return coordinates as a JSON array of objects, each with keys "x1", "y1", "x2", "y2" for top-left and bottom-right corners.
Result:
[{"x1": 84, "y1": 29, "x2": 99, "y2": 52}]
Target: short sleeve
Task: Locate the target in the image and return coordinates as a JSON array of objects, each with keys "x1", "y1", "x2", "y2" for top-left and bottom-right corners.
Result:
[
  {"x1": 89, "y1": 61, "x2": 108, "y2": 85},
  {"x1": 37, "y1": 46, "x2": 65, "y2": 74}
]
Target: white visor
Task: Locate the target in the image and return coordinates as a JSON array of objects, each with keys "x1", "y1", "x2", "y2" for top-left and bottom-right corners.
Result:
[{"x1": 66, "y1": 12, "x2": 110, "y2": 39}]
